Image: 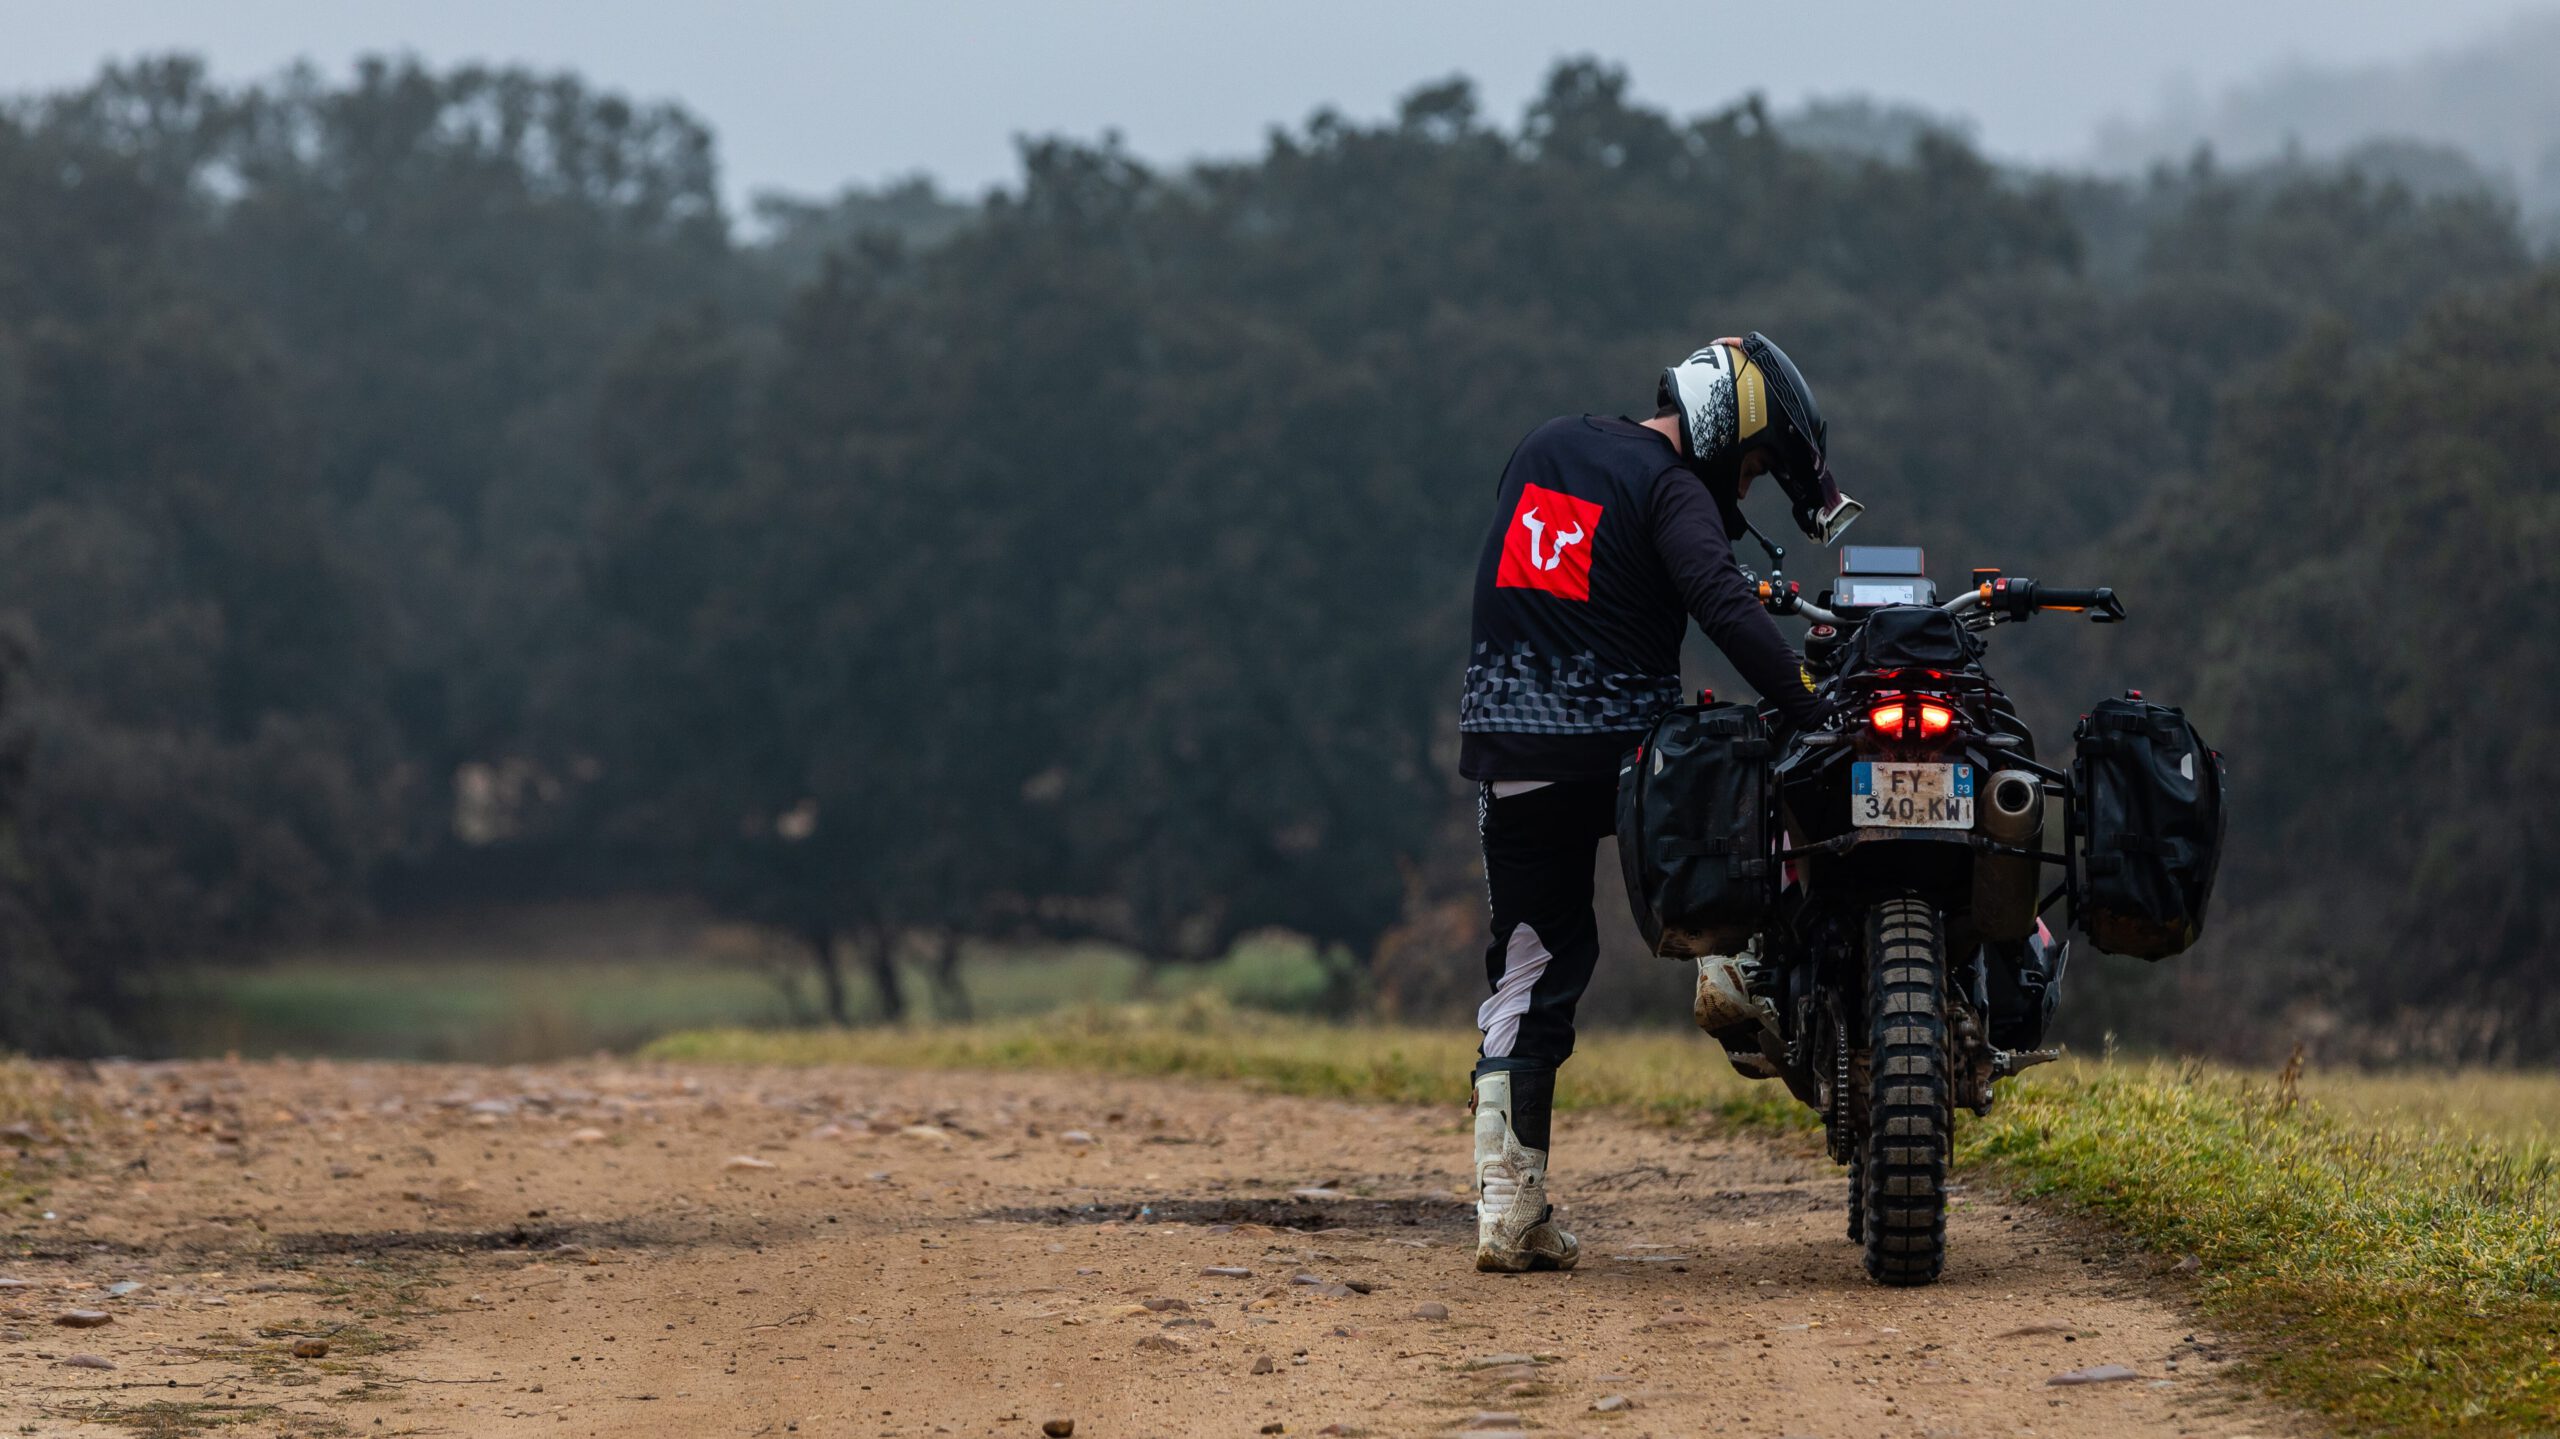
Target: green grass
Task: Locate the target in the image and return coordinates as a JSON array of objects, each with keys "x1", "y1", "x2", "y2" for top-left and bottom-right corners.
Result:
[
  {"x1": 646, "y1": 1010, "x2": 2560, "y2": 1437},
  {"x1": 163, "y1": 957, "x2": 810, "y2": 1062},
  {"x1": 162, "y1": 921, "x2": 1341, "y2": 1062},
  {"x1": 649, "y1": 998, "x2": 1811, "y2": 1129}
]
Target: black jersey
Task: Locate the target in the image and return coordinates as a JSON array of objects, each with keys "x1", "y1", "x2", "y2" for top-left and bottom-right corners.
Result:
[{"x1": 1459, "y1": 415, "x2": 1817, "y2": 782}]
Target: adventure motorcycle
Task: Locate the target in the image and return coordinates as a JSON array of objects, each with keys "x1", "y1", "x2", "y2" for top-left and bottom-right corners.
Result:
[{"x1": 1617, "y1": 543, "x2": 2224, "y2": 1286}]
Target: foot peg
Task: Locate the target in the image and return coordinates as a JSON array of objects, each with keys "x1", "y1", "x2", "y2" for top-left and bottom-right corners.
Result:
[{"x1": 1993, "y1": 1048, "x2": 2061, "y2": 1077}]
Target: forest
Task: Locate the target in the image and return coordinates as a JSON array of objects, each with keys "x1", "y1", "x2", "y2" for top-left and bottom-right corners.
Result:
[{"x1": 0, "y1": 55, "x2": 2551, "y2": 1060}]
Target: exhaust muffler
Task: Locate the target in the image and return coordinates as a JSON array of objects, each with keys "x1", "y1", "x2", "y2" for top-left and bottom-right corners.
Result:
[{"x1": 1972, "y1": 768, "x2": 2044, "y2": 941}]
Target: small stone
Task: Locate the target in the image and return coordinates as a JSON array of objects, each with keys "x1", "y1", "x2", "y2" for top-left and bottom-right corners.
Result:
[
  {"x1": 1591, "y1": 1394, "x2": 1634, "y2": 1412},
  {"x1": 1134, "y1": 1333, "x2": 1191, "y2": 1354},
  {"x1": 897, "y1": 1124, "x2": 949, "y2": 1142},
  {"x1": 1340, "y1": 1279, "x2": 1374, "y2": 1294},
  {"x1": 1251, "y1": 1352, "x2": 1277, "y2": 1374},
  {"x1": 55, "y1": 1309, "x2": 112, "y2": 1328},
  {"x1": 1041, "y1": 1420, "x2": 1075, "y2": 1438},
  {"x1": 569, "y1": 1128, "x2": 609, "y2": 1144},
  {"x1": 1461, "y1": 1353, "x2": 1544, "y2": 1371},
  {"x1": 104, "y1": 1281, "x2": 144, "y2": 1298},
  {"x1": 1260, "y1": 1425, "x2": 1284, "y2": 1435},
  {"x1": 1290, "y1": 1272, "x2": 1325, "y2": 1286},
  {"x1": 2172, "y1": 1254, "x2": 2202, "y2": 1273},
  {"x1": 60, "y1": 1353, "x2": 115, "y2": 1370},
  {"x1": 2048, "y1": 1364, "x2": 2140, "y2": 1385},
  {"x1": 1412, "y1": 1301, "x2": 1450, "y2": 1320},
  {"x1": 1140, "y1": 1296, "x2": 1192, "y2": 1313},
  {"x1": 722, "y1": 1155, "x2": 777, "y2": 1171},
  {"x1": 1202, "y1": 1265, "x2": 1253, "y2": 1279},
  {"x1": 292, "y1": 1338, "x2": 330, "y2": 1359},
  {"x1": 0, "y1": 1278, "x2": 31, "y2": 1290},
  {"x1": 1058, "y1": 1130, "x2": 1097, "y2": 1146},
  {"x1": 1290, "y1": 1187, "x2": 1342, "y2": 1200}
]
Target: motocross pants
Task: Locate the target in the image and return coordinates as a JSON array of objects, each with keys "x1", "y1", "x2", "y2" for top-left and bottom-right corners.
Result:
[{"x1": 1472, "y1": 778, "x2": 1618, "y2": 1149}]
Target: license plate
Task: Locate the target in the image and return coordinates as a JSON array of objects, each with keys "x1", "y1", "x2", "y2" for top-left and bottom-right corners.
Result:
[{"x1": 1851, "y1": 762, "x2": 1975, "y2": 829}]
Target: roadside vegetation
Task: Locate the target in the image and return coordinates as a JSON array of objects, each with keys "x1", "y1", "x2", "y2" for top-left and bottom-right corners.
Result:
[
  {"x1": 648, "y1": 1010, "x2": 2560, "y2": 1437},
  {"x1": 9, "y1": 56, "x2": 2560, "y2": 1066}
]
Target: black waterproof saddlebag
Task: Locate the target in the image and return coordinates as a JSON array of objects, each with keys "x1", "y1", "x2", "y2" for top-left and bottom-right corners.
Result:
[
  {"x1": 2070, "y1": 697, "x2": 2226, "y2": 960},
  {"x1": 1616, "y1": 703, "x2": 1773, "y2": 958}
]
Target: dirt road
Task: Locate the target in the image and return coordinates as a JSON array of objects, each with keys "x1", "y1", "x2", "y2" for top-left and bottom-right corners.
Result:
[{"x1": 3, "y1": 1059, "x2": 2303, "y2": 1438}]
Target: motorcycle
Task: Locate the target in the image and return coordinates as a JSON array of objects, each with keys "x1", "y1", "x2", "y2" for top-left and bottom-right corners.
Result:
[{"x1": 1620, "y1": 540, "x2": 2208, "y2": 1287}]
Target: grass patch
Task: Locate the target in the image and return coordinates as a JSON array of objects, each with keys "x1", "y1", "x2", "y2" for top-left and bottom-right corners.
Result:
[
  {"x1": 0, "y1": 1057, "x2": 105, "y2": 1213},
  {"x1": 648, "y1": 1011, "x2": 2560, "y2": 1436},
  {"x1": 1968, "y1": 1062, "x2": 2559, "y2": 1436},
  {"x1": 162, "y1": 957, "x2": 809, "y2": 1063},
  {"x1": 163, "y1": 908, "x2": 1346, "y2": 1062},
  {"x1": 646, "y1": 999, "x2": 1812, "y2": 1131}
]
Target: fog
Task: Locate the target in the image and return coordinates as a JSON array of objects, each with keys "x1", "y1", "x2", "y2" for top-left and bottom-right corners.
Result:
[{"x1": 3, "y1": 0, "x2": 2549, "y2": 205}]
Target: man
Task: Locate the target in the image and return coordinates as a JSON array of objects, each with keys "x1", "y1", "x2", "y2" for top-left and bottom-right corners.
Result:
[{"x1": 1456, "y1": 333, "x2": 1859, "y2": 1272}]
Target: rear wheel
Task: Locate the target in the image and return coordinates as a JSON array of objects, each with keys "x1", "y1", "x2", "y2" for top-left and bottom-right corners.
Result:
[{"x1": 1861, "y1": 897, "x2": 1951, "y2": 1286}]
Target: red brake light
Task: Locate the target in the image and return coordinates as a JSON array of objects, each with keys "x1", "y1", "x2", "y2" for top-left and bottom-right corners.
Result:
[{"x1": 1869, "y1": 696, "x2": 1955, "y2": 739}]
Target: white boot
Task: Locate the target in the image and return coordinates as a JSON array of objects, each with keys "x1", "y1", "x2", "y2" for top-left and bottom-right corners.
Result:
[
  {"x1": 1693, "y1": 939, "x2": 1773, "y2": 1034},
  {"x1": 1472, "y1": 1072, "x2": 1578, "y2": 1273}
]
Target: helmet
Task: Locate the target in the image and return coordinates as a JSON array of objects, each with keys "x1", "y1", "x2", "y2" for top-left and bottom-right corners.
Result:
[{"x1": 1656, "y1": 333, "x2": 1862, "y2": 544}]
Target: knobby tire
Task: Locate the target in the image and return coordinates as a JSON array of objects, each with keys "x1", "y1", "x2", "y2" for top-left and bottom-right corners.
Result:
[{"x1": 1861, "y1": 896, "x2": 1950, "y2": 1285}]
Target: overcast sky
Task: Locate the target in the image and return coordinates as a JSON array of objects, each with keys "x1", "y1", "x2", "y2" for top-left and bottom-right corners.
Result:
[{"x1": 2, "y1": 0, "x2": 2549, "y2": 205}]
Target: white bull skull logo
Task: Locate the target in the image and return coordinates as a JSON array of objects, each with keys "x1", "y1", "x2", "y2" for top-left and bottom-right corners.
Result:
[{"x1": 1519, "y1": 506, "x2": 1587, "y2": 571}]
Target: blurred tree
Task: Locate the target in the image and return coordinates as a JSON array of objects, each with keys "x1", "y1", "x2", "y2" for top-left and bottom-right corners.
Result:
[{"x1": 0, "y1": 53, "x2": 2545, "y2": 1057}]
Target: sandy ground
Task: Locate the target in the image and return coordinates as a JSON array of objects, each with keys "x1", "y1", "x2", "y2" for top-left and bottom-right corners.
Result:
[{"x1": 0, "y1": 1059, "x2": 2309, "y2": 1439}]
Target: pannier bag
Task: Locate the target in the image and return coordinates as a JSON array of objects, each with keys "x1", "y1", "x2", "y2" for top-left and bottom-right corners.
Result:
[
  {"x1": 1617, "y1": 702, "x2": 1773, "y2": 958},
  {"x1": 2070, "y1": 696, "x2": 2227, "y2": 960}
]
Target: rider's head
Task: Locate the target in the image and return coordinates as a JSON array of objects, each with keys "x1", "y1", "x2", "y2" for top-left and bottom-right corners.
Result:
[{"x1": 1655, "y1": 334, "x2": 1862, "y2": 545}]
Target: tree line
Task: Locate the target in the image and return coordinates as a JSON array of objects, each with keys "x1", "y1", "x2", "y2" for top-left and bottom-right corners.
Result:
[{"x1": 0, "y1": 56, "x2": 2548, "y2": 1058}]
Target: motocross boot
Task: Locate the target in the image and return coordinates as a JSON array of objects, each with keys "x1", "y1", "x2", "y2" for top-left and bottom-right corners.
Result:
[
  {"x1": 1472, "y1": 1071, "x2": 1578, "y2": 1273},
  {"x1": 1693, "y1": 938, "x2": 1776, "y2": 1035}
]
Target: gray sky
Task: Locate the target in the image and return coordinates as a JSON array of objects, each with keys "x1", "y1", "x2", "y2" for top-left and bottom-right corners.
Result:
[{"x1": 2, "y1": 0, "x2": 2549, "y2": 205}]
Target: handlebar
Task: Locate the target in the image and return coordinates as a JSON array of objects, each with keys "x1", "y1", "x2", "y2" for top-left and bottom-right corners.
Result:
[{"x1": 1758, "y1": 577, "x2": 2124, "y2": 626}]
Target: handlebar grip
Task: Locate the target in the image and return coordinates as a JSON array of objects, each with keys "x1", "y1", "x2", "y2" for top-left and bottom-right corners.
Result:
[{"x1": 2037, "y1": 586, "x2": 2126, "y2": 622}]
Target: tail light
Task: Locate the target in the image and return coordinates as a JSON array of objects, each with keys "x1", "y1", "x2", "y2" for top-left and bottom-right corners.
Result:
[{"x1": 1868, "y1": 696, "x2": 1957, "y2": 740}]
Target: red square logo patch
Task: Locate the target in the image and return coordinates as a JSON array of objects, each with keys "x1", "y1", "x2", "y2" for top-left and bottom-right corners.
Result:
[{"x1": 1496, "y1": 482, "x2": 1603, "y2": 601}]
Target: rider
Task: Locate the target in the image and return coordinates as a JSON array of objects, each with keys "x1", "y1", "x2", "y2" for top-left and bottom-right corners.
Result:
[{"x1": 1458, "y1": 334, "x2": 1859, "y2": 1272}]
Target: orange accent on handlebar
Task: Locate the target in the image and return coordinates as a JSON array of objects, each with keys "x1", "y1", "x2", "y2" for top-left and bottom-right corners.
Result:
[
  {"x1": 1978, "y1": 583, "x2": 1992, "y2": 601},
  {"x1": 1757, "y1": 581, "x2": 1772, "y2": 600},
  {"x1": 2043, "y1": 604, "x2": 2086, "y2": 613}
]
